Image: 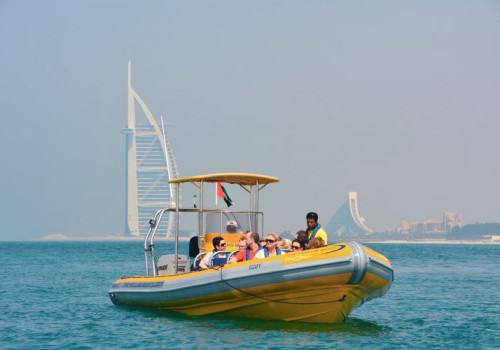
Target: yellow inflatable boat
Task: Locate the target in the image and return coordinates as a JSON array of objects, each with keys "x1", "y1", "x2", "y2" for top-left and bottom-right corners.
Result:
[{"x1": 109, "y1": 173, "x2": 393, "y2": 323}]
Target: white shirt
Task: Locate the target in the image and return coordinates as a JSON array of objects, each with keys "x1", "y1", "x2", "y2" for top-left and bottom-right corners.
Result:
[
  {"x1": 199, "y1": 252, "x2": 213, "y2": 268},
  {"x1": 254, "y1": 248, "x2": 285, "y2": 259}
]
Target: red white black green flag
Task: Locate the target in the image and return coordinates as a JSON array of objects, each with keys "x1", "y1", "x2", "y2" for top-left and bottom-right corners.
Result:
[{"x1": 216, "y1": 182, "x2": 233, "y2": 207}]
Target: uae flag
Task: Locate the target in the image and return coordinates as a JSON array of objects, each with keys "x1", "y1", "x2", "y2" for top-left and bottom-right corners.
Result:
[{"x1": 216, "y1": 182, "x2": 233, "y2": 207}]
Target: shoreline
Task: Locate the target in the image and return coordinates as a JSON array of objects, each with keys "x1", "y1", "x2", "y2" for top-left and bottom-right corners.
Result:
[
  {"x1": 6, "y1": 235, "x2": 498, "y2": 244},
  {"x1": 28, "y1": 234, "x2": 192, "y2": 242},
  {"x1": 363, "y1": 239, "x2": 499, "y2": 245}
]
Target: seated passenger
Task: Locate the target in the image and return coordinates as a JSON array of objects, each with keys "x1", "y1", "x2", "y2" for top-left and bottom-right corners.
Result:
[
  {"x1": 295, "y1": 230, "x2": 309, "y2": 246},
  {"x1": 308, "y1": 237, "x2": 326, "y2": 250},
  {"x1": 199, "y1": 236, "x2": 226, "y2": 269},
  {"x1": 238, "y1": 237, "x2": 247, "y2": 251},
  {"x1": 255, "y1": 233, "x2": 285, "y2": 259},
  {"x1": 226, "y1": 220, "x2": 238, "y2": 233},
  {"x1": 259, "y1": 238, "x2": 266, "y2": 248},
  {"x1": 291, "y1": 239, "x2": 306, "y2": 252},
  {"x1": 229, "y1": 231, "x2": 260, "y2": 263},
  {"x1": 279, "y1": 238, "x2": 292, "y2": 251}
]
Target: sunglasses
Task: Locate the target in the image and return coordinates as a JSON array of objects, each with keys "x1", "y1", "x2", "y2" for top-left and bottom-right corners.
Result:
[
  {"x1": 219, "y1": 243, "x2": 226, "y2": 246},
  {"x1": 292, "y1": 245, "x2": 301, "y2": 249},
  {"x1": 265, "y1": 239, "x2": 276, "y2": 243}
]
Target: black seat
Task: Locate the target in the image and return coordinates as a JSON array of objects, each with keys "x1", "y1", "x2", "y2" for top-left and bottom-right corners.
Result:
[{"x1": 189, "y1": 236, "x2": 199, "y2": 258}]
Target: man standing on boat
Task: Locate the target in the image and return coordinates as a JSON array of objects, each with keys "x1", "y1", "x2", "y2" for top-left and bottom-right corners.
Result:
[
  {"x1": 229, "y1": 231, "x2": 260, "y2": 263},
  {"x1": 306, "y1": 212, "x2": 328, "y2": 245}
]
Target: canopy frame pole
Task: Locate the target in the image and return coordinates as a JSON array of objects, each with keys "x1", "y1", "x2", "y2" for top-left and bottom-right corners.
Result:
[
  {"x1": 255, "y1": 180, "x2": 260, "y2": 232},
  {"x1": 249, "y1": 185, "x2": 254, "y2": 232},
  {"x1": 174, "y1": 182, "x2": 180, "y2": 274},
  {"x1": 198, "y1": 181, "x2": 205, "y2": 252}
]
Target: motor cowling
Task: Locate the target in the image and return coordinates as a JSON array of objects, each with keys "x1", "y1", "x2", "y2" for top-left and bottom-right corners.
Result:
[{"x1": 157, "y1": 254, "x2": 189, "y2": 275}]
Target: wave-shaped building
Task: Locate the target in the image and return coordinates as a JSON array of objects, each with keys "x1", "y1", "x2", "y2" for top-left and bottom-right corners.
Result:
[
  {"x1": 325, "y1": 192, "x2": 373, "y2": 238},
  {"x1": 123, "y1": 62, "x2": 180, "y2": 237}
]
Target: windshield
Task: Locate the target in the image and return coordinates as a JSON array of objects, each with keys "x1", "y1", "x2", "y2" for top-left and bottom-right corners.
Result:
[{"x1": 205, "y1": 211, "x2": 263, "y2": 234}]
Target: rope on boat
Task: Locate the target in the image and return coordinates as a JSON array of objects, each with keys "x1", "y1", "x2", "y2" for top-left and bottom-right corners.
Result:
[{"x1": 211, "y1": 266, "x2": 347, "y2": 305}]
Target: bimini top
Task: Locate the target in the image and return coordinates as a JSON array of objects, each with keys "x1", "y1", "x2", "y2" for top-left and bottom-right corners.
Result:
[{"x1": 169, "y1": 173, "x2": 279, "y2": 186}]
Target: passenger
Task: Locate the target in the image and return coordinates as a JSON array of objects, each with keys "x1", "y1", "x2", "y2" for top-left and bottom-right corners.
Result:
[
  {"x1": 295, "y1": 230, "x2": 309, "y2": 246},
  {"x1": 308, "y1": 237, "x2": 326, "y2": 250},
  {"x1": 229, "y1": 231, "x2": 260, "y2": 263},
  {"x1": 226, "y1": 220, "x2": 238, "y2": 233},
  {"x1": 238, "y1": 237, "x2": 247, "y2": 251},
  {"x1": 305, "y1": 212, "x2": 328, "y2": 245},
  {"x1": 259, "y1": 238, "x2": 266, "y2": 248},
  {"x1": 291, "y1": 239, "x2": 306, "y2": 252},
  {"x1": 199, "y1": 236, "x2": 226, "y2": 269},
  {"x1": 296, "y1": 230, "x2": 308, "y2": 241},
  {"x1": 279, "y1": 238, "x2": 292, "y2": 251},
  {"x1": 255, "y1": 233, "x2": 285, "y2": 259}
]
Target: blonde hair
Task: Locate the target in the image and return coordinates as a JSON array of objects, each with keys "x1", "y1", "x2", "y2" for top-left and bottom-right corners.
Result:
[
  {"x1": 280, "y1": 238, "x2": 292, "y2": 250},
  {"x1": 267, "y1": 233, "x2": 279, "y2": 242},
  {"x1": 308, "y1": 237, "x2": 325, "y2": 249}
]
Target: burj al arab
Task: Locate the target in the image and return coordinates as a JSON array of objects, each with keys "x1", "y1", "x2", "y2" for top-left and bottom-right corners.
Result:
[{"x1": 122, "y1": 61, "x2": 180, "y2": 237}]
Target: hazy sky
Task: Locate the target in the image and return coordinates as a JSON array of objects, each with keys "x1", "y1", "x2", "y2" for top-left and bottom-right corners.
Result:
[{"x1": 1, "y1": 1, "x2": 499, "y2": 240}]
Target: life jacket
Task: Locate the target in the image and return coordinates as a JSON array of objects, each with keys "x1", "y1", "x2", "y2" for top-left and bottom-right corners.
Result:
[
  {"x1": 308, "y1": 224, "x2": 322, "y2": 240},
  {"x1": 210, "y1": 249, "x2": 228, "y2": 267},
  {"x1": 245, "y1": 247, "x2": 251, "y2": 261},
  {"x1": 262, "y1": 247, "x2": 282, "y2": 258}
]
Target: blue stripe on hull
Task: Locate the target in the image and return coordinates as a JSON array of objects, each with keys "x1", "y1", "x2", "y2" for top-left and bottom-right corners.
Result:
[{"x1": 109, "y1": 243, "x2": 394, "y2": 318}]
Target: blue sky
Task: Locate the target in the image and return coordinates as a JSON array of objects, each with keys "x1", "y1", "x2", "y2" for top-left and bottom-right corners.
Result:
[{"x1": 0, "y1": 1, "x2": 499, "y2": 239}]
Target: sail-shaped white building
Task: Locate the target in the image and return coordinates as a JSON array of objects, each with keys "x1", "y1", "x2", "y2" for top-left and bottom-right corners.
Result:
[{"x1": 123, "y1": 61, "x2": 180, "y2": 237}]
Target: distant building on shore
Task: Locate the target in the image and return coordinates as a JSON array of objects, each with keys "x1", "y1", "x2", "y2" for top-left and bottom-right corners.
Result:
[
  {"x1": 123, "y1": 61, "x2": 180, "y2": 237},
  {"x1": 325, "y1": 192, "x2": 373, "y2": 237},
  {"x1": 397, "y1": 212, "x2": 463, "y2": 234}
]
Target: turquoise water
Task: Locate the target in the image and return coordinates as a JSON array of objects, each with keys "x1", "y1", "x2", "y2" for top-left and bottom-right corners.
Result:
[{"x1": 0, "y1": 242, "x2": 498, "y2": 349}]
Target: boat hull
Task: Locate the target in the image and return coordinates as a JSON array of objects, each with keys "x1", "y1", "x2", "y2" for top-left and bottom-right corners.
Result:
[{"x1": 109, "y1": 242, "x2": 393, "y2": 323}]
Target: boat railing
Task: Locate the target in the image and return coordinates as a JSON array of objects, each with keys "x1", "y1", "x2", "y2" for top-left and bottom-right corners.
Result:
[
  {"x1": 226, "y1": 250, "x2": 239, "y2": 263},
  {"x1": 191, "y1": 250, "x2": 239, "y2": 271},
  {"x1": 143, "y1": 208, "x2": 264, "y2": 276},
  {"x1": 191, "y1": 252, "x2": 209, "y2": 270},
  {"x1": 209, "y1": 250, "x2": 232, "y2": 267},
  {"x1": 143, "y1": 208, "x2": 168, "y2": 276}
]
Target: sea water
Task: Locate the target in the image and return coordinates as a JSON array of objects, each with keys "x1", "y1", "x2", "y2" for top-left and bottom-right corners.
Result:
[{"x1": 0, "y1": 241, "x2": 498, "y2": 349}]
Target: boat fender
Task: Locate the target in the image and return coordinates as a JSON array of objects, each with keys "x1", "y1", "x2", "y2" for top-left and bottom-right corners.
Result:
[{"x1": 346, "y1": 242, "x2": 369, "y2": 284}]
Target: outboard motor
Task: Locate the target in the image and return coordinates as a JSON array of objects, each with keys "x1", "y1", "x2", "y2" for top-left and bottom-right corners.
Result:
[{"x1": 157, "y1": 254, "x2": 189, "y2": 275}]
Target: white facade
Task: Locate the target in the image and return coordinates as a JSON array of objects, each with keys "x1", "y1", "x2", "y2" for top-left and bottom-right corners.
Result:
[
  {"x1": 123, "y1": 62, "x2": 180, "y2": 237},
  {"x1": 325, "y1": 192, "x2": 373, "y2": 236}
]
